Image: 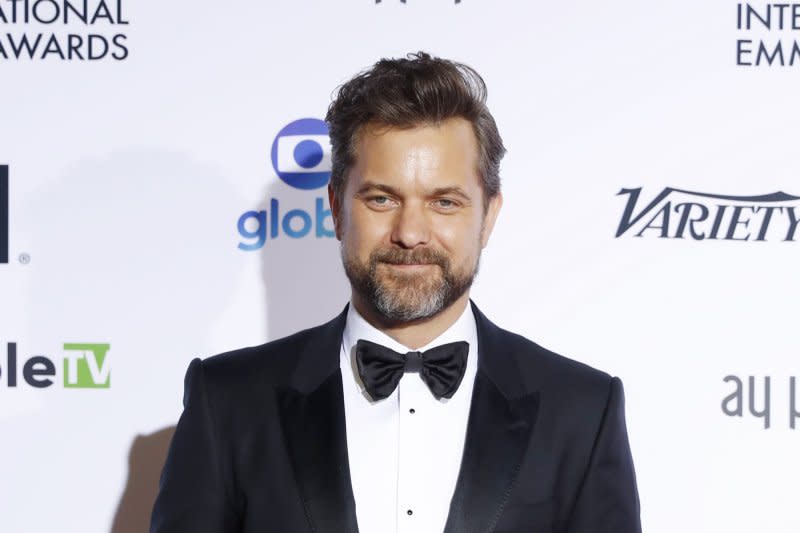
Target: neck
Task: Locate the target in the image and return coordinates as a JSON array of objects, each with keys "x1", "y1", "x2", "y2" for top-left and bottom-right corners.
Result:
[{"x1": 351, "y1": 292, "x2": 471, "y2": 350}]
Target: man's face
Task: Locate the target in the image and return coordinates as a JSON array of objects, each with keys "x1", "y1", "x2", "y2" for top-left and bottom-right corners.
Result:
[{"x1": 329, "y1": 117, "x2": 502, "y2": 323}]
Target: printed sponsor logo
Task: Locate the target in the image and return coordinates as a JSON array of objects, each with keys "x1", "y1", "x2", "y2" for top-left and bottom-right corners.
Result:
[
  {"x1": 722, "y1": 374, "x2": 800, "y2": 430},
  {"x1": 615, "y1": 187, "x2": 800, "y2": 241},
  {"x1": 1, "y1": 342, "x2": 111, "y2": 388},
  {"x1": 271, "y1": 118, "x2": 332, "y2": 191},
  {"x1": 736, "y1": 2, "x2": 800, "y2": 66},
  {"x1": 0, "y1": 0, "x2": 130, "y2": 61},
  {"x1": 237, "y1": 118, "x2": 335, "y2": 251},
  {"x1": 1, "y1": 165, "x2": 7, "y2": 264}
]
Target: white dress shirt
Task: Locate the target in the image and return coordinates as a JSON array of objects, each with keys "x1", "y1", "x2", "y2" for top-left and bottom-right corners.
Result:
[{"x1": 339, "y1": 301, "x2": 479, "y2": 533}]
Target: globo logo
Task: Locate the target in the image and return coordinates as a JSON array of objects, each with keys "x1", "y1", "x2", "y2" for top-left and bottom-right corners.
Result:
[
  {"x1": 270, "y1": 118, "x2": 332, "y2": 191},
  {"x1": 237, "y1": 118, "x2": 336, "y2": 251},
  {"x1": 238, "y1": 198, "x2": 334, "y2": 250}
]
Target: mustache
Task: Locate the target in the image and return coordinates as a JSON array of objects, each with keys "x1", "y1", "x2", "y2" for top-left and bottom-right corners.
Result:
[{"x1": 370, "y1": 247, "x2": 449, "y2": 267}]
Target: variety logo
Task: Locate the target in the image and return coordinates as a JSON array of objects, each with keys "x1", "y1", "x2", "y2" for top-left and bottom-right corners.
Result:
[
  {"x1": 1, "y1": 342, "x2": 111, "y2": 388},
  {"x1": 0, "y1": 0, "x2": 129, "y2": 61},
  {"x1": 238, "y1": 118, "x2": 335, "y2": 251},
  {"x1": 1, "y1": 165, "x2": 7, "y2": 264},
  {"x1": 615, "y1": 187, "x2": 800, "y2": 241}
]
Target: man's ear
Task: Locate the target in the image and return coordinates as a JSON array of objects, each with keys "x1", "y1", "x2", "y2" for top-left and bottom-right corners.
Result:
[
  {"x1": 328, "y1": 182, "x2": 343, "y2": 241},
  {"x1": 480, "y1": 192, "x2": 503, "y2": 248}
]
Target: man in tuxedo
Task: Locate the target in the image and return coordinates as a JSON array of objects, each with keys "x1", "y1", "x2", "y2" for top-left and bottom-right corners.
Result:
[{"x1": 150, "y1": 51, "x2": 641, "y2": 533}]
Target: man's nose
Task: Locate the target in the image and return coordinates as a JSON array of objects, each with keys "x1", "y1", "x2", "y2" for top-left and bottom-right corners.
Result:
[{"x1": 390, "y1": 203, "x2": 431, "y2": 248}]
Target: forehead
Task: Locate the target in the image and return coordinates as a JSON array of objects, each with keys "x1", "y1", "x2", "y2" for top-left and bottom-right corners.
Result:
[{"x1": 348, "y1": 117, "x2": 481, "y2": 192}]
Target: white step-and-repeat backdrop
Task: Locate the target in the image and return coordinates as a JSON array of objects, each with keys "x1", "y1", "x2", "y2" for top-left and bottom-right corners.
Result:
[{"x1": 1, "y1": 1, "x2": 798, "y2": 531}]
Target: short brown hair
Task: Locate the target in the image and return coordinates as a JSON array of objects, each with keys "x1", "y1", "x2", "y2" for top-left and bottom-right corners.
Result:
[{"x1": 325, "y1": 51, "x2": 506, "y2": 209}]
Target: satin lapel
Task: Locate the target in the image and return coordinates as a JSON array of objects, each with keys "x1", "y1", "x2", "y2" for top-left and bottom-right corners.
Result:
[
  {"x1": 276, "y1": 305, "x2": 359, "y2": 533},
  {"x1": 442, "y1": 302, "x2": 541, "y2": 533},
  {"x1": 277, "y1": 370, "x2": 359, "y2": 533}
]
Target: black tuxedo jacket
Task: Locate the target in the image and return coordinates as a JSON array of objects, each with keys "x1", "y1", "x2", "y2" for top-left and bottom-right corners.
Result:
[{"x1": 151, "y1": 302, "x2": 641, "y2": 533}]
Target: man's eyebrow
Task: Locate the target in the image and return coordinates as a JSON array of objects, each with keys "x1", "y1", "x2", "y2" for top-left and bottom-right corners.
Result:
[
  {"x1": 355, "y1": 182, "x2": 401, "y2": 196},
  {"x1": 355, "y1": 182, "x2": 473, "y2": 202},
  {"x1": 430, "y1": 186, "x2": 472, "y2": 202}
]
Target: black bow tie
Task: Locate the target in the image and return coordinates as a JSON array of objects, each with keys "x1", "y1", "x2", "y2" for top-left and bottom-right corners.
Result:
[{"x1": 354, "y1": 339, "x2": 469, "y2": 401}]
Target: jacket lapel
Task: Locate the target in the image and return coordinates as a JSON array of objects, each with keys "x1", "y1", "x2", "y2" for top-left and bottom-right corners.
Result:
[
  {"x1": 443, "y1": 302, "x2": 541, "y2": 533},
  {"x1": 276, "y1": 306, "x2": 360, "y2": 533},
  {"x1": 274, "y1": 301, "x2": 539, "y2": 533}
]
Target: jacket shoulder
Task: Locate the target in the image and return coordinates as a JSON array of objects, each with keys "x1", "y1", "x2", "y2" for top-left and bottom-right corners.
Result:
[
  {"x1": 196, "y1": 319, "x2": 337, "y2": 391},
  {"x1": 498, "y1": 326, "x2": 614, "y2": 398}
]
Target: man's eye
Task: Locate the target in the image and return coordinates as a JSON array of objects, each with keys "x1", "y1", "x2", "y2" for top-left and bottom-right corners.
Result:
[
  {"x1": 367, "y1": 195, "x2": 393, "y2": 207},
  {"x1": 435, "y1": 198, "x2": 457, "y2": 209}
]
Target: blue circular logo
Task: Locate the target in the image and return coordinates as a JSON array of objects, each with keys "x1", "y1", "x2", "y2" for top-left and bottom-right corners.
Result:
[{"x1": 270, "y1": 118, "x2": 331, "y2": 190}]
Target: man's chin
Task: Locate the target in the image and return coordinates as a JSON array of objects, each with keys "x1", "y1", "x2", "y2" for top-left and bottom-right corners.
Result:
[{"x1": 373, "y1": 296, "x2": 443, "y2": 323}]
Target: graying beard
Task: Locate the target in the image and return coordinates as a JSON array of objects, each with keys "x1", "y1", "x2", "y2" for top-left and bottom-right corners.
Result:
[
  {"x1": 372, "y1": 277, "x2": 451, "y2": 321},
  {"x1": 340, "y1": 243, "x2": 481, "y2": 323}
]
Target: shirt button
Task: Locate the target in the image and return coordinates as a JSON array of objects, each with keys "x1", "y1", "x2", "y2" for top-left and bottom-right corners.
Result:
[
  {"x1": 407, "y1": 509, "x2": 413, "y2": 515},
  {"x1": 409, "y1": 408, "x2": 415, "y2": 414}
]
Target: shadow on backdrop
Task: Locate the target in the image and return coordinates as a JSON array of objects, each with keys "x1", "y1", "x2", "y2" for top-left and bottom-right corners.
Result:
[
  {"x1": 110, "y1": 427, "x2": 176, "y2": 533},
  {"x1": 110, "y1": 178, "x2": 348, "y2": 531},
  {"x1": 259, "y1": 180, "x2": 349, "y2": 339},
  {"x1": 58, "y1": 149, "x2": 242, "y2": 532}
]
